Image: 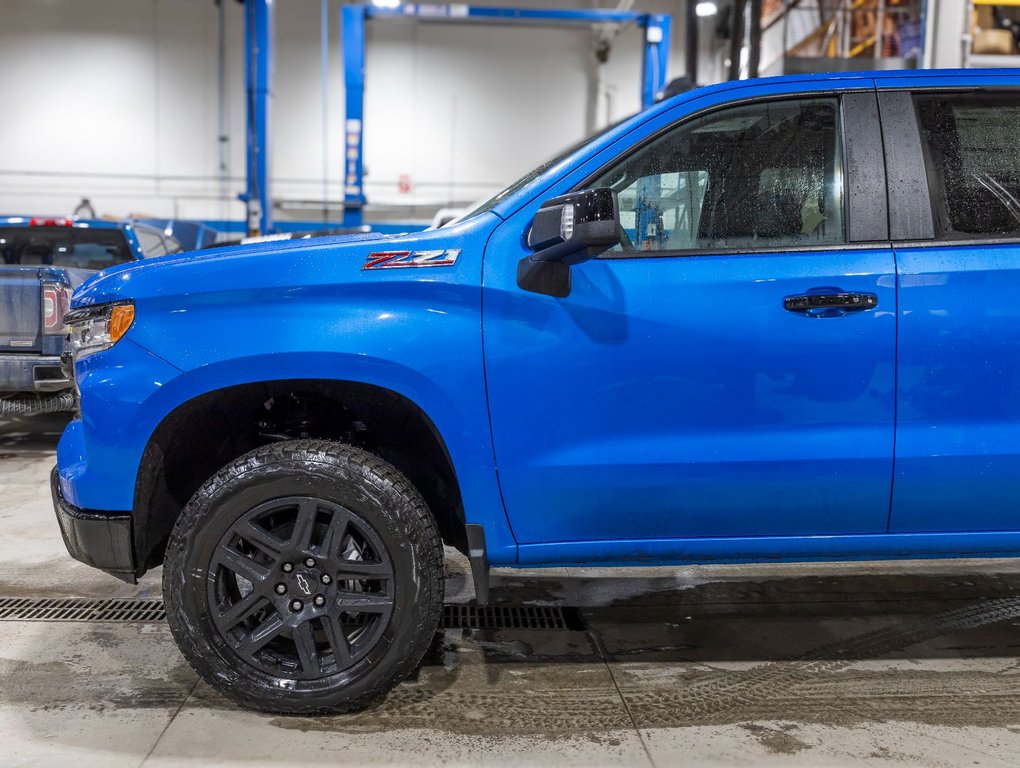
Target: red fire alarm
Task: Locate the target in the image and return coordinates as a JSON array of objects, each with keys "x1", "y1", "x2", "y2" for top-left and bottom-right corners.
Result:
[{"x1": 398, "y1": 174, "x2": 411, "y2": 194}]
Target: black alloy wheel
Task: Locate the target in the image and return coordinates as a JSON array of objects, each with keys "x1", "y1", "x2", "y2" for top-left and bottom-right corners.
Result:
[{"x1": 209, "y1": 495, "x2": 396, "y2": 680}]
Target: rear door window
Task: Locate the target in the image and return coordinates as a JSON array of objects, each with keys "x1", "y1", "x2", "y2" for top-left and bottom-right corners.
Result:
[{"x1": 915, "y1": 92, "x2": 1020, "y2": 239}]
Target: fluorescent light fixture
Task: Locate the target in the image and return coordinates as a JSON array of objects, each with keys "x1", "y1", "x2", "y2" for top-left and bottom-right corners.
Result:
[
  {"x1": 371, "y1": 0, "x2": 402, "y2": 8},
  {"x1": 695, "y1": 2, "x2": 718, "y2": 17}
]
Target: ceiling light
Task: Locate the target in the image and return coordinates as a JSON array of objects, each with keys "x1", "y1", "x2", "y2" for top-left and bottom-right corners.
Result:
[{"x1": 695, "y1": 2, "x2": 718, "y2": 17}]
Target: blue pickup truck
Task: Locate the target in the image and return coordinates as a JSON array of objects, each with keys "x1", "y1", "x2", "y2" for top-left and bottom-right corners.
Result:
[
  {"x1": 52, "y1": 68, "x2": 1020, "y2": 713},
  {"x1": 0, "y1": 217, "x2": 184, "y2": 414}
]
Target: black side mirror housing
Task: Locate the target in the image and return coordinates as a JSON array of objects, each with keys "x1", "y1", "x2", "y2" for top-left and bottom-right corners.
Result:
[{"x1": 517, "y1": 188, "x2": 621, "y2": 298}]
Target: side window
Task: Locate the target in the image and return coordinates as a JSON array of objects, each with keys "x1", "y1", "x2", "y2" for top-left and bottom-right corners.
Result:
[
  {"x1": 135, "y1": 227, "x2": 168, "y2": 258},
  {"x1": 915, "y1": 92, "x2": 1020, "y2": 239},
  {"x1": 164, "y1": 235, "x2": 183, "y2": 255},
  {"x1": 590, "y1": 98, "x2": 846, "y2": 254}
]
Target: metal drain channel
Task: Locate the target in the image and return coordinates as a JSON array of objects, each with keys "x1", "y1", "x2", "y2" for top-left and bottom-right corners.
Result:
[
  {"x1": 0, "y1": 597, "x2": 166, "y2": 622},
  {"x1": 0, "y1": 597, "x2": 580, "y2": 630},
  {"x1": 445, "y1": 604, "x2": 582, "y2": 630}
]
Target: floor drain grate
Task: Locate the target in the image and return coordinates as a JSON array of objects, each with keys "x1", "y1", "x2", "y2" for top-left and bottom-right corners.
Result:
[
  {"x1": 0, "y1": 597, "x2": 166, "y2": 623},
  {"x1": 442, "y1": 604, "x2": 584, "y2": 631},
  {"x1": 0, "y1": 597, "x2": 584, "y2": 630}
]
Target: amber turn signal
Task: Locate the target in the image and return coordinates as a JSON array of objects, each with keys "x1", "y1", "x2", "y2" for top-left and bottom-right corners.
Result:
[{"x1": 109, "y1": 304, "x2": 135, "y2": 342}]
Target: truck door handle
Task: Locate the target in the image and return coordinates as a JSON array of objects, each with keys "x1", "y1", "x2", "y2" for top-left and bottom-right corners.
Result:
[{"x1": 784, "y1": 291, "x2": 878, "y2": 316}]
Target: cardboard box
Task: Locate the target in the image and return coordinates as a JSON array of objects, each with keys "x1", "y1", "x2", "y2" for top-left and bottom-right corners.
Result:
[{"x1": 973, "y1": 28, "x2": 1015, "y2": 55}]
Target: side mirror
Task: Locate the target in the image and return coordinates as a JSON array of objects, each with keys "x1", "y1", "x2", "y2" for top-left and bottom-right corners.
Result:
[{"x1": 517, "y1": 187, "x2": 621, "y2": 298}]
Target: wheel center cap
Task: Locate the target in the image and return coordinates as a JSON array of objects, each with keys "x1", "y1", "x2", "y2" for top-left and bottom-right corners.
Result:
[{"x1": 292, "y1": 571, "x2": 316, "y2": 597}]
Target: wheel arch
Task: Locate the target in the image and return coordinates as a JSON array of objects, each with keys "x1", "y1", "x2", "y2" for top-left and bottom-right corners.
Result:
[{"x1": 132, "y1": 378, "x2": 469, "y2": 577}]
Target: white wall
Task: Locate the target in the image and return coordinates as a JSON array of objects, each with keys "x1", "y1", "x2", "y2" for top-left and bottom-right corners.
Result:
[
  {"x1": 0, "y1": 0, "x2": 235, "y2": 220},
  {"x1": 0, "y1": 0, "x2": 702, "y2": 225}
]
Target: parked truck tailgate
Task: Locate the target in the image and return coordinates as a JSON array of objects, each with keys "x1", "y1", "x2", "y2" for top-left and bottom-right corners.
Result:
[{"x1": 0, "y1": 267, "x2": 51, "y2": 353}]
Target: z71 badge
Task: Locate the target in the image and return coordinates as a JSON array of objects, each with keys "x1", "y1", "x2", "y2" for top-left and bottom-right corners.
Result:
[{"x1": 362, "y1": 249, "x2": 461, "y2": 270}]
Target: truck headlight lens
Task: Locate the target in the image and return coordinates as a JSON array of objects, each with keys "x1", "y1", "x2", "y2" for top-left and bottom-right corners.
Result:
[{"x1": 65, "y1": 302, "x2": 135, "y2": 361}]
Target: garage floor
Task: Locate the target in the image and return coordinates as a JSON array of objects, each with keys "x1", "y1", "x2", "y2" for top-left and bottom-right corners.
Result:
[{"x1": 4, "y1": 416, "x2": 1020, "y2": 766}]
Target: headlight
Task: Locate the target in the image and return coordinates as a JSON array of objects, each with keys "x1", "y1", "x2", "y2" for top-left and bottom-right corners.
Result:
[{"x1": 65, "y1": 302, "x2": 135, "y2": 361}]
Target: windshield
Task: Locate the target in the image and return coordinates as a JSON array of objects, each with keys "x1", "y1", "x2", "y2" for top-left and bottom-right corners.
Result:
[
  {"x1": 452, "y1": 117, "x2": 631, "y2": 225},
  {"x1": 0, "y1": 227, "x2": 133, "y2": 271}
]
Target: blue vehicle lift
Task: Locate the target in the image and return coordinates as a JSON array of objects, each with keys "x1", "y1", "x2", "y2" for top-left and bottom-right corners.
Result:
[
  {"x1": 243, "y1": 0, "x2": 274, "y2": 236},
  {"x1": 340, "y1": 4, "x2": 672, "y2": 228}
]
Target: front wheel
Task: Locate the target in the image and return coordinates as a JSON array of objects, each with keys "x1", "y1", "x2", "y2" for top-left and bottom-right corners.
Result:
[{"x1": 163, "y1": 439, "x2": 445, "y2": 714}]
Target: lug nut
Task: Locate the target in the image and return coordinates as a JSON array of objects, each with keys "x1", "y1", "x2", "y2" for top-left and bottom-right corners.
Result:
[
  {"x1": 321, "y1": 574, "x2": 332, "y2": 585},
  {"x1": 274, "y1": 583, "x2": 287, "y2": 595},
  {"x1": 282, "y1": 562, "x2": 294, "y2": 573},
  {"x1": 305, "y1": 558, "x2": 316, "y2": 568},
  {"x1": 314, "y1": 595, "x2": 325, "y2": 607},
  {"x1": 290, "y1": 599, "x2": 304, "y2": 612}
]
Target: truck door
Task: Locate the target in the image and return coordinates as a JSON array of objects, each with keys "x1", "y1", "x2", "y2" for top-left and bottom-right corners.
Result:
[
  {"x1": 482, "y1": 91, "x2": 897, "y2": 558},
  {"x1": 883, "y1": 85, "x2": 1020, "y2": 533}
]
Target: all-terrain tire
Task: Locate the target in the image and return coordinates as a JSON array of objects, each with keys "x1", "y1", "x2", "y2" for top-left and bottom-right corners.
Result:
[{"x1": 163, "y1": 439, "x2": 445, "y2": 714}]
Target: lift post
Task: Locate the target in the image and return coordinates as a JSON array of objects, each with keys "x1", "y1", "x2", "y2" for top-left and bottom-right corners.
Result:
[
  {"x1": 243, "y1": 0, "x2": 274, "y2": 236},
  {"x1": 341, "y1": 4, "x2": 671, "y2": 229},
  {"x1": 341, "y1": 5, "x2": 367, "y2": 230}
]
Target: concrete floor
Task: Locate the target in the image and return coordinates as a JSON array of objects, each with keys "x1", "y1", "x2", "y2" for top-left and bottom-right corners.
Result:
[{"x1": 4, "y1": 416, "x2": 1020, "y2": 766}]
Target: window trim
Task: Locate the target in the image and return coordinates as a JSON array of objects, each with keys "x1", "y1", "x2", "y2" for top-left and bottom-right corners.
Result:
[
  {"x1": 571, "y1": 90, "x2": 884, "y2": 260},
  {"x1": 878, "y1": 90, "x2": 934, "y2": 241},
  {"x1": 597, "y1": 239, "x2": 893, "y2": 261},
  {"x1": 843, "y1": 91, "x2": 889, "y2": 242},
  {"x1": 891, "y1": 236, "x2": 1020, "y2": 251}
]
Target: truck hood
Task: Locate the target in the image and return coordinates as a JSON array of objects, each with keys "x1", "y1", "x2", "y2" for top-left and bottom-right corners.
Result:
[
  {"x1": 71, "y1": 231, "x2": 397, "y2": 308},
  {"x1": 70, "y1": 214, "x2": 498, "y2": 309}
]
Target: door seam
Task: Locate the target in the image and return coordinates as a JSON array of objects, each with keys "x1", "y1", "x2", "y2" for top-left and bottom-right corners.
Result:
[{"x1": 874, "y1": 79, "x2": 898, "y2": 533}]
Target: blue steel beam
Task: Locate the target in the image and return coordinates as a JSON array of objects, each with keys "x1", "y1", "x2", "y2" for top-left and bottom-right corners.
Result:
[
  {"x1": 243, "y1": 0, "x2": 274, "y2": 236},
  {"x1": 366, "y1": 6, "x2": 656, "y2": 24},
  {"x1": 341, "y1": 5, "x2": 368, "y2": 229},
  {"x1": 641, "y1": 14, "x2": 671, "y2": 108}
]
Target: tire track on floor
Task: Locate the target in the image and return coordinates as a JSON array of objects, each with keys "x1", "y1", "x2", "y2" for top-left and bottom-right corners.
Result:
[{"x1": 621, "y1": 598, "x2": 1020, "y2": 727}]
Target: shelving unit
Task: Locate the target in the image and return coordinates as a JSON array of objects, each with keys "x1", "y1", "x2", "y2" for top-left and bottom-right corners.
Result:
[
  {"x1": 965, "y1": 0, "x2": 1020, "y2": 67},
  {"x1": 779, "y1": 0, "x2": 924, "y2": 74}
]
